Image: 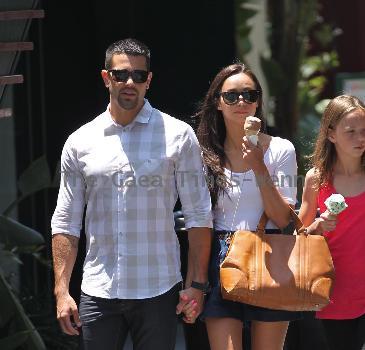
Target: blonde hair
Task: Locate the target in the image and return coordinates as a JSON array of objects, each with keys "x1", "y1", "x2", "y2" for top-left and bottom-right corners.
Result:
[{"x1": 311, "y1": 95, "x2": 365, "y2": 188}]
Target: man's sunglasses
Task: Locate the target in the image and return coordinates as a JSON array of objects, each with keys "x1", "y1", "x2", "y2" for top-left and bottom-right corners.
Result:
[
  {"x1": 107, "y1": 69, "x2": 149, "y2": 83},
  {"x1": 218, "y1": 90, "x2": 261, "y2": 105}
]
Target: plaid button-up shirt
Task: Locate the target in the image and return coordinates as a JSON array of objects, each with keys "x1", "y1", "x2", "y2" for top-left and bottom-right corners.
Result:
[{"x1": 51, "y1": 100, "x2": 212, "y2": 299}]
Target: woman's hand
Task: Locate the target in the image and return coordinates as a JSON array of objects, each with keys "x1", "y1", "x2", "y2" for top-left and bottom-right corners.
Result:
[
  {"x1": 241, "y1": 136, "x2": 265, "y2": 172},
  {"x1": 181, "y1": 298, "x2": 199, "y2": 323},
  {"x1": 176, "y1": 290, "x2": 200, "y2": 323}
]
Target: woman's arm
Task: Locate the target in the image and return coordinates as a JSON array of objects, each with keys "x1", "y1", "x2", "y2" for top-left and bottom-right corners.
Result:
[
  {"x1": 253, "y1": 164, "x2": 292, "y2": 228},
  {"x1": 242, "y1": 138, "x2": 294, "y2": 228},
  {"x1": 298, "y1": 168, "x2": 336, "y2": 235}
]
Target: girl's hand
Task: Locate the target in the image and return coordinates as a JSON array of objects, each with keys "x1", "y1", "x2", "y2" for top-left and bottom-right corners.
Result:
[{"x1": 317, "y1": 210, "x2": 337, "y2": 233}]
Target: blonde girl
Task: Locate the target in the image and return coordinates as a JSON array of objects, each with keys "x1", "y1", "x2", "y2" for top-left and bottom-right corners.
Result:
[{"x1": 299, "y1": 95, "x2": 365, "y2": 350}]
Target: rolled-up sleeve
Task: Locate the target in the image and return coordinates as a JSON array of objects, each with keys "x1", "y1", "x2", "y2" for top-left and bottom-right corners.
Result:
[
  {"x1": 51, "y1": 136, "x2": 86, "y2": 237},
  {"x1": 175, "y1": 126, "x2": 213, "y2": 229}
]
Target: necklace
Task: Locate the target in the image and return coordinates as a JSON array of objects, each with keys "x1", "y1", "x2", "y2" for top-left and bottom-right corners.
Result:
[{"x1": 221, "y1": 169, "x2": 248, "y2": 231}]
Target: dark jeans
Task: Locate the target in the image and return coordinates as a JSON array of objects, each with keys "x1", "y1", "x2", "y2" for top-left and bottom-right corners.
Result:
[
  {"x1": 79, "y1": 283, "x2": 181, "y2": 350},
  {"x1": 321, "y1": 313, "x2": 365, "y2": 350}
]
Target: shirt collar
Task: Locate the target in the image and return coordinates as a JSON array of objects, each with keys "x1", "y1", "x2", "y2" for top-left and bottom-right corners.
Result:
[{"x1": 102, "y1": 99, "x2": 153, "y2": 130}]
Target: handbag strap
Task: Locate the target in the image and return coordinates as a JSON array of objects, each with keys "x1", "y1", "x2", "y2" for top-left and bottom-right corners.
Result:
[{"x1": 256, "y1": 206, "x2": 307, "y2": 235}]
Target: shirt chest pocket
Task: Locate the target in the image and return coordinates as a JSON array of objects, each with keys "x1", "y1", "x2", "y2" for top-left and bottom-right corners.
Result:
[{"x1": 132, "y1": 158, "x2": 175, "y2": 188}]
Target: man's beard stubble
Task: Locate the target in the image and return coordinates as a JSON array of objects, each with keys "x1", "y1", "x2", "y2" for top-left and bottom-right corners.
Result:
[{"x1": 117, "y1": 94, "x2": 139, "y2": 110}]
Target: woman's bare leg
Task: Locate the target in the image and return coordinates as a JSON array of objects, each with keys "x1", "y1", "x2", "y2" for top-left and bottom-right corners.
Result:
[
  {"x1": 250, "y1": 320, "x2": 289, "y2": 350},
  {"x1": 206, "y1": 317, "x2": 244, "y2": 350}
]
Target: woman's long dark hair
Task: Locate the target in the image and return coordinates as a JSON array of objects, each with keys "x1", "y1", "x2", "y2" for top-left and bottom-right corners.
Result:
[{"x1": 196, "y1": 63, "x2": 264, "y2": 208}]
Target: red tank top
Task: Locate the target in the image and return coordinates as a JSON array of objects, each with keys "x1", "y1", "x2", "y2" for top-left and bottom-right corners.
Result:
[{"x1": 316, "y1": 182, "x2": 365, "y2": 319}]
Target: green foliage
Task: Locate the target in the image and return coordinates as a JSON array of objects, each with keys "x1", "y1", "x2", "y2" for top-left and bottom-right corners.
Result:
[
  {"x1": 313, "y1": 23, "x2": 341, "y2": 48},
  {"x1": 260, "y1": 56, "x2": 287, "y2": 96},
  {"x1": 3, "y1": 156, "x2": 52, "y2": 217},
  {"x1": 292, "y1": 112, "x2": 321, "y2": 204},
  {"x1": 0, "y1": 216, "x2": 44, "y2": 248},
  {"x1": 236, "y1": 0, "x2": 340, "y2": 136},
  {"x1": 235, "y1": 0, "x2": 258, "y2": 56},
  {"x1": 0, "y1": 331, "x2": 31, "y2": 350},
  {"x1": 0, "y1": 156, "x2": 53, "y2": 349},
  {"x1": 299, "y1": 51, "x2": 339, "y2": 112},
  {"x1": 21, "y1": 293, "x2": 79, "y2": 350},
  {"x1": 235, "y1": 0, "x2": 341, "y2": 198},
  {"x1": 0, "y1": 274, "x2": 46, "y2": 350}
]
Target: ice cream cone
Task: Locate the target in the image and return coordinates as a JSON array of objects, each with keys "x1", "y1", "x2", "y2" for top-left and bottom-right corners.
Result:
[
  {"x1": 324, "y1": 193, "x2": 348, "y2": 216},
  {"x1": 244, "y1": 116, "x2": 261, "y2": 145}
]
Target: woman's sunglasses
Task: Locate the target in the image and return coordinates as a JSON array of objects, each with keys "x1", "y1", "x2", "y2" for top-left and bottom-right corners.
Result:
[
  {"x1": 108, "y1": 69, "x2": 149, "y2": 83},
  {"x1": 218, "y1": 90, "x2": 261, "y2": 105}
]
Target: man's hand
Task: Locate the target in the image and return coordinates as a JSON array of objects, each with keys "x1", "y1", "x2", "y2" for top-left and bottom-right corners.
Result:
[
  {"x1": 56, "y1": 292, "x2": 82, "y2": 335},
  {"x1": 179, "y1": 227, "x2": 211, "y2": 323},
  {"x1": 52, "y1": 234, "x2": 80, "y2": 334},
  {"x1": 176, "y1": 287, "x2": 204, "y2": 323}
]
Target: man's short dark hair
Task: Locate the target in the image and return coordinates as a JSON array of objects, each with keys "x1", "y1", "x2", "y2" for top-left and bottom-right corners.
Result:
[{"x1": 105, "y1": 38, "x2": 150, "y2": 71}]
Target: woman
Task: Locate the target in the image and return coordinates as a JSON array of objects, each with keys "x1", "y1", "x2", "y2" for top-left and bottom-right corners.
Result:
[{"x1": 196, "y1": 63, "x2": 301, "y2": 350}]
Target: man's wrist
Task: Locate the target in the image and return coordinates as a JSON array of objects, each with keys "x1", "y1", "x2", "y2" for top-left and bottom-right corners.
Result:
[{"x1": 54, "y1": 285, "x2": 69, "y2": 298}]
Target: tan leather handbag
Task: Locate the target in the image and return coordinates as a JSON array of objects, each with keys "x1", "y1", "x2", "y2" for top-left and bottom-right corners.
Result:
[{"x1": 220, "y1": 208, "x2": 335, "y2": 311}]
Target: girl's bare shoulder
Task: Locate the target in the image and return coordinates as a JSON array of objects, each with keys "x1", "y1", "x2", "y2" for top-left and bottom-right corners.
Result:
[
  {"x1": 306, "y1": 167, "x2": 317, "y2": 178},
  {"x1": 304, "y1": 168, "x2": 319, "y2": 191}
]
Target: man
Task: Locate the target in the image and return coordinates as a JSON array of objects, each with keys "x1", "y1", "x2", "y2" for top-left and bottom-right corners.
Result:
[{"x1": 51, "y1": 38, "x2": 212, "y2": 350}]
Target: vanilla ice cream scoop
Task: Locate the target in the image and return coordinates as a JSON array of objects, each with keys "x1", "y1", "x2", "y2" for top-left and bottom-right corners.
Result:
[
  {"x1": 244, "y1": 116, "x2": 261, "y2": 145},
  {"x1": 324, "y1": 193, "x2": 348, "y2": 215}
]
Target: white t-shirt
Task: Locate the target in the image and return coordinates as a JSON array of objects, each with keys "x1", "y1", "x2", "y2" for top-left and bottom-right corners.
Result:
[{"x1": 213, "y1": 137, "x2": 297, "y2": 231}]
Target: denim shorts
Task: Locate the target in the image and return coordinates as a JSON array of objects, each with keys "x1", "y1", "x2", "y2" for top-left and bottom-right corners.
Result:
[{"x1": 201, "y1": 229, "x2": 302, "y2": 322}]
